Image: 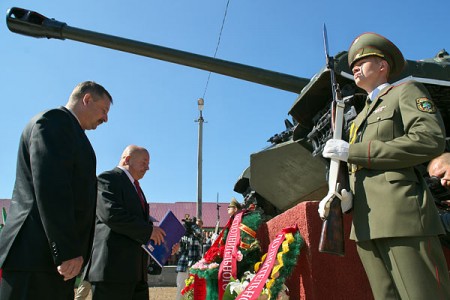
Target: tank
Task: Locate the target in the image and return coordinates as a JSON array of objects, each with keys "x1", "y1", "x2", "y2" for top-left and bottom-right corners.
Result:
[{"x1": 6, "y1": 7, "x2": 450, "y2": 215}]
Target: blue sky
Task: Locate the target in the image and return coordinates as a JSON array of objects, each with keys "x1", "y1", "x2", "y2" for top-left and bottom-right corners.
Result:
[{"x1": 0, "y1": 0, "x2": 447, "y2": 204}]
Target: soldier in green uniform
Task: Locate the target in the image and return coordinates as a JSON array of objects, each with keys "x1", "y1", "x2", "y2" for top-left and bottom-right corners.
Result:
[{"x1": 321, "y1": 32, "x2": 450, "y2": 299}]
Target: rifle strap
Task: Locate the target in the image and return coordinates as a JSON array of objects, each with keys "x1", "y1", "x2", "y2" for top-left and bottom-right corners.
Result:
[{"x1": 324, "y1": 191, "x2": 344, "y2": 212}]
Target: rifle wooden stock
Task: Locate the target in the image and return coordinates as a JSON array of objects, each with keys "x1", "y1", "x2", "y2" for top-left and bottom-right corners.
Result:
[
  {"x1": 318, "y1": 171, "x2": 347, "y2": 256},
  {"x1": 319, "y1": 196, "x2": 344, "y2": 256},
  {"x1": 318, "y1": 160, "x2": 348, "y2": 256}
]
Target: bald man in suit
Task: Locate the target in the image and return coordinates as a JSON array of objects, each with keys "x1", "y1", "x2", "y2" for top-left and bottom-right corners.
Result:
[
  {"x1": 87, "y1": 145, "x2": 165, "y2": 300},
  {"x1": 0, "y1": 81, "x2": 112, "y2": 300}
]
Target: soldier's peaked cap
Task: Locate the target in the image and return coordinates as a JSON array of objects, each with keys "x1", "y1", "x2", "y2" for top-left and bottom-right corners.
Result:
[
  {"x1": 348, "y1": 32, "x2": 406, "y2": 78},
  {"x1": 229, "y1": 197, "x2": 242, "y2": 209}
]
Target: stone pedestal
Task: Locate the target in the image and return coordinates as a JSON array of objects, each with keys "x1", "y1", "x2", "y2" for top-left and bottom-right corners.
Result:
[{"x1": 257, "y1": 201, "x2": 450, "y2": 300}]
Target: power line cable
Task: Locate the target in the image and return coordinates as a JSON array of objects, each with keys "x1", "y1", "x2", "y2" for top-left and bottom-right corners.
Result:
[{"x1": 202, "y1": 0, "x2": 231, "y2": 99}]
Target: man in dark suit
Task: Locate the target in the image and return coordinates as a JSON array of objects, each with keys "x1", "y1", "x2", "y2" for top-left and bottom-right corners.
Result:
[
  {"x1": 0, "y1": 81, "x2": 112, "y2": 300},
  {"x1": 87, "y1": 145, "x2": 165, "y2": 300}
]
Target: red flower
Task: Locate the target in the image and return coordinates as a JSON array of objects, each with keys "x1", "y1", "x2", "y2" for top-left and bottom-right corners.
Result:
[
  {"x1": 203, "y1": 245, "x2": 224, "y2": 263},
  {"x1": 181, "y1": 283, "x2": 194, "y2": 295}
]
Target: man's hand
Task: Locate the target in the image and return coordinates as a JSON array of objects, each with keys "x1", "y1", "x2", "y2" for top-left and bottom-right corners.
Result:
[
  {"x1": 150, "y1": 226, "x2": 166, "y2": 245},
  {"x1": 171, "y1": 243, "x2": 180, "y2": 255},
  {"x1": 57, "y1": 256, "x2": 83, "y2": 281},
  {"x1": 428, "y1": 153, "x2": 450, "y2": 188},
  {"x1": 322, "y1": 139, "x2": 350, "y2": 162}
]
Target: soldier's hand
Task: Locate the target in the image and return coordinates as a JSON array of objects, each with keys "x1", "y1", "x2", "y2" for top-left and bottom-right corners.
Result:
[
  {"x1": 150, "y1": 226, "x2": 166, "y2": 245},
  {"x1": 318, "y1": 192, "x2": 334, "y2": 219},
  {"x1": 318, "y1": 188, "x2": 353, "y2": 219},
  {"x1": 340, "y1": 189, "x2": 353, "y2": 213},
  {"x1": 322, "y1": 139, "x2": 349, "y2": 162},
  {"x1": 57, "y1": 256, "x2": 83, "y2": 281}
]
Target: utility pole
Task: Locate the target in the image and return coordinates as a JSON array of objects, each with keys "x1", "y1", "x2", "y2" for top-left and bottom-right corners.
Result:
[{"x1": 195, "y1": 98, "x2": 205, "y2": 220}]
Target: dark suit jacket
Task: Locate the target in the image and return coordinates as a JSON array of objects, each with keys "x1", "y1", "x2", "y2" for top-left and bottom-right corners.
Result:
[
  {"x1": 87, "y1": 167, "x2": 153, "y2": 283},
  {"x1": 0, "y1": 107, "x2": 97, "y2": 272}
]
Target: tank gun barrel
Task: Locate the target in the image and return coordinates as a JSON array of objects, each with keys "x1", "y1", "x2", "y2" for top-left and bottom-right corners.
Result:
[{"x1": 6, "y1": 7, "x2": 309, "y2": 94}]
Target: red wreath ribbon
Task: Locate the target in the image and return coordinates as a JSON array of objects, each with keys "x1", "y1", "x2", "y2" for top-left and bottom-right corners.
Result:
[
  {"x1": 218, "y1": 211, "x2": 244, "y2": 300},
  {"x1": 234, "y1": 227, "x2": 295, "y2": 300},
  {"x1": 193, "y1": 274, "x2": 207, "y2": 300}
]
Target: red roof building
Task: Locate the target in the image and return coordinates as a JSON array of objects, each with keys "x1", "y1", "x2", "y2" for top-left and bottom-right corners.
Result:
[
  {"x1": 0, "y1": 199, "x2": 232, "y2": 230},
  {"x1": 0, "y1": 199, "x2": 10, "y2": 211}
]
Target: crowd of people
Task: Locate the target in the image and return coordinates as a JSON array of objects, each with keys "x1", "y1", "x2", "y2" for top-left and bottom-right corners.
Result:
[
  {"x1": 173, "y1": 197, "x2": 242, "y2": 299},
  {"x1": 0, "y1": 30, "x2": 450, "y2": 300}
]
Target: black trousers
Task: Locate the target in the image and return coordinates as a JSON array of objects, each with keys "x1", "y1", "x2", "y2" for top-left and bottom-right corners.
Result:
[
  {"x1": 91, "y1": 281, "x2": 149, "y2": 300},
  {"x1": 0, "y1": 270, "x2": 75, "y2": 300}
]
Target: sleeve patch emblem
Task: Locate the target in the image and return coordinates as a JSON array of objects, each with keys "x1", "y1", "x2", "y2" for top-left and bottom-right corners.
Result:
[{"x1": 416, "y1": 98, "x2": 436, "y2": 113}]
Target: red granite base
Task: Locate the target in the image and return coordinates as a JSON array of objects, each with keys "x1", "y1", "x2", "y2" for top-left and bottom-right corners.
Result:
[{"x1": 257, "y1": 201, "x2": 450, "y2": 300}]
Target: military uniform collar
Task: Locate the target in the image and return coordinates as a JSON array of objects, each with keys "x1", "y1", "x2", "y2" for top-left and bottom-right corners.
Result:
[{"x1": 368, "y1": 83, "x2": 390, "y2": 102}]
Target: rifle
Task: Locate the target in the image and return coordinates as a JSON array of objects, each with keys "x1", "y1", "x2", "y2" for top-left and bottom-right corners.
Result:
[
  {"x1": 318, "y1": 25, "x2": 350, "y2": 256},
  {"x1": 214, "y1": 194, "x2": 221, "y2": 235}
]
